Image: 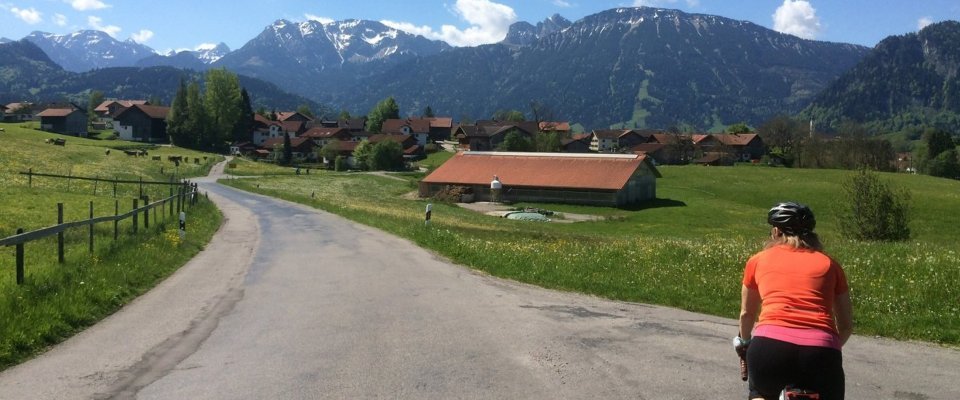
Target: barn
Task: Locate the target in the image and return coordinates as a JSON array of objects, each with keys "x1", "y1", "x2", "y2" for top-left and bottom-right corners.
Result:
[{"x1": 419, "y1": 152, "x2": 661, "y2": 207}]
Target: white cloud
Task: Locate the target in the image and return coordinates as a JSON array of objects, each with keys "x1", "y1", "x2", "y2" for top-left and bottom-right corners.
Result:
[
  {"x1": 918, "y1": 17, "x2": 934, "y2": 30},
  {"x1": 553, "y1": 0, "x2": 572, "y2": 7},
  {"x1": 305, "y1": 14, "x2": 333, "y2": 24},
  {"x1": 130, "y1": 29, "x2": 153, "y2": 43},
  {"x1": 68, "y1": 0, "x2": 110, "y2": 11},
  {"x1": 383, "y1": 0, "x2": 517, "y2": 47},
  {"x1": 11, "y1": 7, "x2": 42, "y2": 24},
  {"x1": 88, "y1": 15, "x2": 121, "y2": 37},
  {"x1": 632, "y1": 0, "x2": 699, "y2": 8},
  {"x1": 772, "y1": 0, "x2": 821, "y2": 40},
  {"x1": 54, "y1": 13, "x2": 68, "y2": 26}
]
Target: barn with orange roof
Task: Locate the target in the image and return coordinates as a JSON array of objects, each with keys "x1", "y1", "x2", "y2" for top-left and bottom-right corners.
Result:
[{"x1": 419, "y1": 152, "x2": 661, "y2": 206}]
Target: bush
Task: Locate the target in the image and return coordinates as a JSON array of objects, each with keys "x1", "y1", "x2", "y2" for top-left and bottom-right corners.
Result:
[
  {"x1": 839, "y1": 169, "x2": 911, "y2": 241},
  {"x1": 334, "y1": 155, "x2": 347, "y2": 172}
]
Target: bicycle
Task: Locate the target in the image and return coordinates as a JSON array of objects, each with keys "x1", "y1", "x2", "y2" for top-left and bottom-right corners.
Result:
[{"x1": 735, "y1": 336, "x2": 821, "y2": 400}]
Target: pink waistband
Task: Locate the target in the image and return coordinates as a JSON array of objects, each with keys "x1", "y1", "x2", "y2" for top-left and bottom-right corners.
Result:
[{"x1": 753, "y1": 325, "x2": 842, "y2": 350}]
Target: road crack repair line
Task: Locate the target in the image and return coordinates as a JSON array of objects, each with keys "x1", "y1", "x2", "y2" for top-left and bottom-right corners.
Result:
[{"x1": 94, "y1": 287, "x2": 246, "y2": 400}]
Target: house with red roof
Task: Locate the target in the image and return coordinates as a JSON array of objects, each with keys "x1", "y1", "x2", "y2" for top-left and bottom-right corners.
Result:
[
  {"x1": 420, "y1": 152, "x2": 661, "y2": 206},
  {"x1": 260, "y1": 136, "x2": 318, "y2": 161},
  {"x1": 113, "y1": 105, "x2": 170, "y2": 142},
  {"x1": 37, "y1": 107, "x2": 87, "y2": 136},
  {"x1": 539, "y1": 121, "x2": 572, "y2": 136},
  {"x1": 252, "y1": 114, "x2": 308, "y2": 146},
  {"x1": 382, "y1": 118, "x2": 431, "y2": 146},
  {"x1": 454, "y1": 121, "x2": 540, "y2": 151},
  {"x1": 425, "y1": 117, "x2": 454, "y2": 142}
]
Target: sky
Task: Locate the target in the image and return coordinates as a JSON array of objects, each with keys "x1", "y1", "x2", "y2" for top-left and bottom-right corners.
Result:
[{"x1": 1, "y1": 0, "x2": 959, "y2": 53}]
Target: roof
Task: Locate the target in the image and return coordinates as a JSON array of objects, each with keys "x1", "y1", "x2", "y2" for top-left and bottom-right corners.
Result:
[
  {"x1": 648, "y1": 133, "x2": 691, "y2": 144},
  {"x1": 5, "y1": 102, "x2": 32, "y2": 112},
  {"x1": 37, "y1": 108, "x2": 82, "y2": 117},
  {"x1": 260, "y1": 136, "x2": 314, "y2": 149},
  {"x1": 426, "y1": 117, "x2": 453, "y2": 128},
  {"x1": 114, "y1": 104, "x2": 170, "y2": 120},
  {"x1": 561, "y1": 133, "x2": 592, "y2": 146},
  {"x1": 95, "y1": 100, "x2": 146, "y2": 112},
  {"x1": 302, "y1": 127, "x2": 348, "y2": 138},
  {"x1": 714, "y1": 133, "x2": 760, "y2": 146},
  {"x1": 370, "y1": 133, "x2": 413, "y2": 144},
  {"x1": 280, "y1": 120, "x2": 307, "y2": 133},
  {"x1": 539, "y1": 121, "x2": 571, "y2": 131},
  {"x1": 592, "y1": 129, "x2": 630, "y2": 140},
  {"x1": 276, "y1": 111, "x2": 312, "y2": 122},
  {"x1": 382, "y1": 118, "x2": 431, "y2": 134},
  {"x1": 421, "y1": 152, "x2": 659, "y2": 191},
  {"x1": 630, "y1": 143, "x2": 668, "y2": 153}
]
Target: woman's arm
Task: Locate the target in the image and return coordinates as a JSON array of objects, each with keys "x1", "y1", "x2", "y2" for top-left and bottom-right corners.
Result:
[
  {"x1": 739, "y1": 284, "x2": 762, "y2": 340},
  {"x1": 834, "y1": 292, "x2": 854, "y2": 346}
]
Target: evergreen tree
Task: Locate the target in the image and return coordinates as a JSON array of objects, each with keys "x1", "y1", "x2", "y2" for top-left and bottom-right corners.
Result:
[
  {"x1": 338, "y1": 110, "x2": 352, "y2": 120},
  {"x1": 167, "y1": 79, "x2": 190, "y2": 146},
  {"x1": 204, "y1": 68, "x2": 242, "y2": 152},
  {"x1": 924, "y1": 128, "x2": 955, "y2": 159},
  {"x1": 423, "y1": 105, "x2": 435, "y2": 118},
  {"x1": 296, "y1": 104, "x2": 315, "y2": 119},
  {"x1": 231, "y1": 88, "x2": 254, "y2": 143},
  {"x1": 365, "y1": 97, "x2": 399, "y2": 133},
  {"x1": 185, "y1": 80, "x2": 207, "y2": 150},
  {"x1": 282, "y1": 131, "x2": 293, "y2": 166}
]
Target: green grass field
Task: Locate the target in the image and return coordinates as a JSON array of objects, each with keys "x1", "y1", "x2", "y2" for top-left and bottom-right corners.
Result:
[
  {"x1": 221, "y1": 162, "x2": 960, "y2": 346},
  {"x1": 0, "y1": 123, "x2": 224, "y2": 369}
]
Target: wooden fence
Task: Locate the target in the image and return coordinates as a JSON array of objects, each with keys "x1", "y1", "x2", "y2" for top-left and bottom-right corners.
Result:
[
  {"x1": 0, "y1": 180, "x2": 201, "y2": 285},
  {"x1": 20, "y1": 169, "x2": 188, "y2": 199}
]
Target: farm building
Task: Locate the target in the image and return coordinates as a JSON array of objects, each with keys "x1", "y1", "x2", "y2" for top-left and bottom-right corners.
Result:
[
  {"x1": 419, "y1": 152, "x2": 661, "y2": 206},
  {"x1": 37, "y1": 108, "x2": 87, "y2": 136},
  {"x1": 113, "y1": 105, "x2": 170, "y2": 142}
]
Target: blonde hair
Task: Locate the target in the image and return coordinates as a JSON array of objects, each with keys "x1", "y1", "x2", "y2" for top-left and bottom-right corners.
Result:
[{"x1": 764, "y1": 230, "x2": 824, "y2": 251}]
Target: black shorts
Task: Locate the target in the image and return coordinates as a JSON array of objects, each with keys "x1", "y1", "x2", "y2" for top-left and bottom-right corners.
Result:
[{"x1": 746, "y1": 336, "x2": 845, "y2": 400}]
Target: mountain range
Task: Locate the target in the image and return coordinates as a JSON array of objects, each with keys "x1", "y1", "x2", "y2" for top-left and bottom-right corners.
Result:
[{"x1": 2, "y1": 6, "x2": 959, "y2": 132}]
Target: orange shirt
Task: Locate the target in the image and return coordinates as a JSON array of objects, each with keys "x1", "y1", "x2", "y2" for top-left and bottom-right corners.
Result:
[{"x1": 743, "y1": 245, "x2": 849, "y2": 335}]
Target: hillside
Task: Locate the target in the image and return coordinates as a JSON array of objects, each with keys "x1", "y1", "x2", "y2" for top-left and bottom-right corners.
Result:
[{"x1": 802, "y1": 21, "x2": 960, "y2": 133}]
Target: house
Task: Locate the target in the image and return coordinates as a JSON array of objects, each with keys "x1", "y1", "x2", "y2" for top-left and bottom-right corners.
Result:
[
  {"x1": 419, "y1": 152, "x2": 661, "y2": 207},
  {"x1": 230, "y1": 141, "x2": 258, "y2": 156},
  {"x1": 3, "y1": 102, "x2": 34, "y2": 122},
  {"x1": 382, "y1": 118, "x2": 431, "y2": 146},
  {"x1": 590, "y1": 129, "x2": 651, "y2": 153},
  {"x1": 252, "y1": 115, "x2": 308, "y2": 146},
  {"x1": 646, "y1": 133, "x2": 695, "y2": 164},
  {"x1": 539, "y1": 121, "x2": 572, "y2": 136},
  {"x1": 37, "y1": 107, "x2": 87, "y2": 136},
  {"x1": 302, "y1": 127, "x2": 353, "y2": 148},
  {"x1": 113, "y1": 104, "x2": 170, "y2": 142},
  {"x1": 339, "y1": 118, "x2": 368, "y2": 132},
  {"x1": 454, "y1": 121, "x2": 539, "y2": 151},
  {"x1": 260, "y1": 136, "x2": 318, "y2": 161},
  {"x1": 560, "y1": 133, "x2": 592, "y2": 153},
  {"x1": 425, "y1": 117, "x2": 454, "y2": 142},
  {"x1": 320, "y1": 140, "x2": 361, "y2": 166},
  {"x1": 95, "y1": 100, "x2": 148, "y2": 129},
  {"x1": 629, "y1": 143, "x2": 669, "y2": 165},
  {"x1": 713, "y1": 133, "x2": 765, "y2": 161}
]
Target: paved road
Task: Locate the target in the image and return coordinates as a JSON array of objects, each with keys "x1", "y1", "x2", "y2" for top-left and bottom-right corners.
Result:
[{"x1": 1, "y1": 161, "x2": 958, "y2": 399}]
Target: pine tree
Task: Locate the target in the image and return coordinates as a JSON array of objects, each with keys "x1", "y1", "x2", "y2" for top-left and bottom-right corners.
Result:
[
  {"x1": 423, "y1": 105, "x2": 435, "y2": 118},
  {"x1": 185, "y1": 80, "x2": 207, "y2": 150},
  {"x1": 167, "y1": 79, "x2": 190, "y2": 146},
  {"x1": 87, "y1": 90, "x2": 104, "y2": 128},
  {"x1": 231, "y1": 88, "x2": 254, "y2": 144}
]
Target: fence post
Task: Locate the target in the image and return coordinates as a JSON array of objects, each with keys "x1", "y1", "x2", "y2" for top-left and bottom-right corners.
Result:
[
  {"x1": 114, "y1": 199, "x2": 119, "y2": 241},
  {"x1": 89, "y1": 201, "x2": 94, "y2": 253},
  {"x1": 176, "y1": 182, "x2": 183, "y2": 214},
  {"x1": 93, "y1": 175, "x2": 99, "y2": 196},
  {"x1": 139, "y1": 176, "x2": 143, "y2": 199},
  {"x1": 28, "y1": 168, "x2": 32, "y2": 187},
  {"x1": 144, "y1": 195, "x2": 150, "y2": 230},
  {"x1": 57, "y1": 203, "x2": 64, "y2": 263},
  {"x1": 113, "y1": 176, "x2": 117, "y2": 198},
  {"x1": 133, "y1": 199, "x2": 139, "y2": 234},
  {"x1": 169, "y1": 176, "x2": 175, "y2": 217},
  {"x1": 16, "y1": 228, "x2": 24, "y2": 285}
]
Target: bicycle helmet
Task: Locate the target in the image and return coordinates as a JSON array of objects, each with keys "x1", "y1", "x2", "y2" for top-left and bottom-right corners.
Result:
[{"x1": 767, "y1": 202, "x2": 816, "y2": 235}]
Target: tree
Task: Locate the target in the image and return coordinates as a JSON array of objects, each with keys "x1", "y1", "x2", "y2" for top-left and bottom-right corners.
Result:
[
  {"x1": 758, "y1": 115, "x2": 804, "y2": 167},
  {"x1": 726, "y1": 122, "x2": 751, "y2": 134},
  {"x1": 497, "y1": 131, "x2": 533, "y2": 152},
  {"x1": 493, "y1": 110, "x2": 525, "y2": 122},
  {"x1": 924, "y1": 128, "x2": 955, "y2": 160},
  {"x1": 296, "y1": 104, "x2": 315, "y2": 119},
  {"x1": 167, "y1": 79, "x2": 190, "y2": 146},
  {"x1": 535, "y1": 131, "x2": 562, "y2": 152},
  {"x1": 320, "y1": 139, "x2": 341, "y2": 166},
  {"x1": 184, "y1": 80, "x2": 207, "y2": 150},
  {"x1": 370, "y1": 140, "x2": 404, "y2": 171},
  {"x1": 149, "y1": 95, "x2": 163, "y2": 106},
  {"x1": 204, "y1": 68, "x2": 242, "y2": 151},
  {"x1": 839, "y1": 169, "x2": 911, "y2": 241},
  {"x1": 366, "y1": 97, "x2": 399, "y2": 133},
  {"x1": 231, "y1": 88, "x2": 254, "y2": 144},
  {"x1": 927, "y1": 149, "x2": 960, "y2": 179},
  {"x1": 282, "y1": 132, "x2": 293, "y2": 166},
  {"x1": 87, "y1": 90, "x2": 104, "y2": 127},
  {"x1": 352, "y1": 139, "x2": 374, "y2": 170},
  {"x1": 338, "y1": 109, "x2": 352, "y2": 120},
  {"x1": 423, "y1": 105, "x2": 435, "y2": 118}
]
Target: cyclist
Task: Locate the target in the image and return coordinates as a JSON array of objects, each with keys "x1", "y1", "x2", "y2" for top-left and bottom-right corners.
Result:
[{"x1": 735, "y1": 202, "x2": 854, "y2": 399}]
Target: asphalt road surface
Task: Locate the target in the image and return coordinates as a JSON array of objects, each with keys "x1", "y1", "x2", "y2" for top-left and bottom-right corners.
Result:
[{"x1": 1, "y1": 161, "x2": 958, "y2": 399}]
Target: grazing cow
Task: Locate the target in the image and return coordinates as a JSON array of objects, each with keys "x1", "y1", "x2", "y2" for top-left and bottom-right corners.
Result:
[
  {"x1": 53, "y1": 138, "x2": 66, "y2": 146},
  {"x1": 168, "y1": 155, "x2": 182, "y2": 162},
  {"x1": 123, "y1": 149, "x2": 139, "y2": 156},
  {"x1": 105, "y1": 149, "x2": 111, "y2": 155},
  {"x1": 152, "y1": 156, "x2": 161, "y2": 161}
]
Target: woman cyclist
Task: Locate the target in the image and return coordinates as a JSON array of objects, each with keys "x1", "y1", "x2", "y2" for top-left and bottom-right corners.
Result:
[{"x1": 736, "y1": 202, "x2": 854, "y2": 400}]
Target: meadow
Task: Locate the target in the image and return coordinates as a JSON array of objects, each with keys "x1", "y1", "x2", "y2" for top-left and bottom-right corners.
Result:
[
  {"x1": 0, "y1": 123, "x2": 224, "y2": 369},
  {"x1": 223, "y1": 155, "x2": 960, "y2": 346}
]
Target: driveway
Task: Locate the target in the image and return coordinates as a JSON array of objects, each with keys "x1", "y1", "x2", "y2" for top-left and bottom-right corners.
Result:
[{"x1": 1, "y1": 160, "x2": 957, "y2": 399}]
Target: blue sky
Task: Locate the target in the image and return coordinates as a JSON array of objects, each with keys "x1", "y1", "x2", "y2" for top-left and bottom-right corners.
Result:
[{"x1": 2, "y1": 0, "x2": 959, "y2": 53}]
